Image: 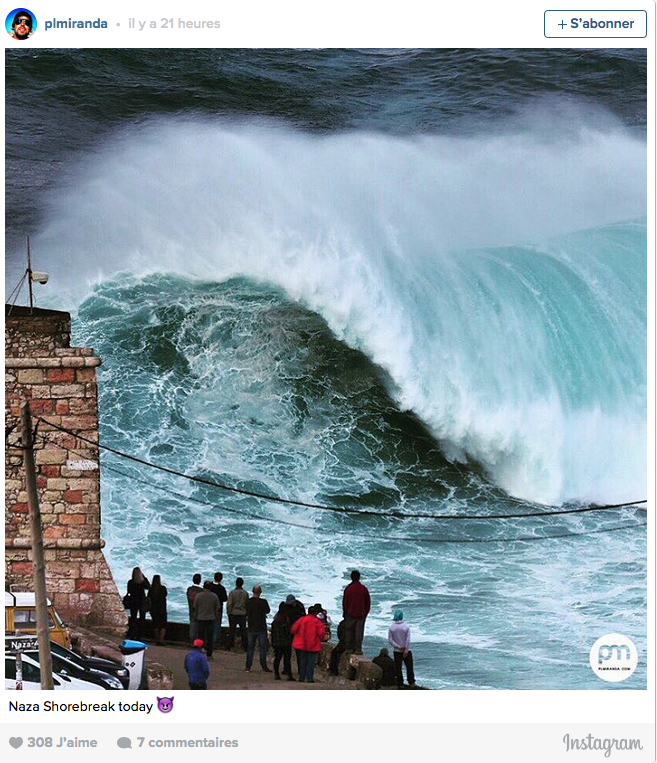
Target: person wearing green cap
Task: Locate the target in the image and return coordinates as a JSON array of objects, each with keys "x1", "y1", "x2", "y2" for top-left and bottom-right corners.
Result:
[{"x1": 388, "y1": 610, "x2": 416, "y2": 689}]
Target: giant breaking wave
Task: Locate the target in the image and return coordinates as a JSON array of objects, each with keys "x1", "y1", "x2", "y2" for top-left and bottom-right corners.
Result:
[{"x1": 33, "y1": 116, "x2": 647, "y2": 505}]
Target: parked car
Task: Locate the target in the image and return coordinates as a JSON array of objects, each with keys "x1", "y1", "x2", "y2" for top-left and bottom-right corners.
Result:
[
  {"x1": 23, "y1": 649, "x2": 123, "y2": 690},
  {"x1": 5, "y1": 591, "x2": 71, "y2": 648},
  {"x1": 49, "y1": 641, "x2": 130, "y2": 689},
  {"x1": 5, "y1": 654, "x2": 103, "y2": 690}
]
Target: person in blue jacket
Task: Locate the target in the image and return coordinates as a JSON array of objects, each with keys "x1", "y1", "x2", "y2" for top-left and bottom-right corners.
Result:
[{"x1": 184, "y1": 639, "x2": 210, "y2": 689}]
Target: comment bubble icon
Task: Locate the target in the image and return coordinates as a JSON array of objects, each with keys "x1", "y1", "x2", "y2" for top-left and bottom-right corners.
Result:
[{"x1": 117, "y1": 737, "x2": 132, "y2": 749}]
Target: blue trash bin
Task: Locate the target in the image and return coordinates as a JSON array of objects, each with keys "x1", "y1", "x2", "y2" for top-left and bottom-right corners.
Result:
[{"x1": 119, "y1": 639, "x2": 148, "y2": 690}]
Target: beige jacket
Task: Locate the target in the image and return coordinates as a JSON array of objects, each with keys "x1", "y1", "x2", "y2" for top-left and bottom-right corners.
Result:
[{"x1": 227, "y1": 587, "x2": 249, "y2": 616}]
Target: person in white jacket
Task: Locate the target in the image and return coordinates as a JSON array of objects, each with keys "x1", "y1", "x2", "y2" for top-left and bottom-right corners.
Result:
[{"x1": 388, "y1": 610, "x2": 416, "y2": 689}]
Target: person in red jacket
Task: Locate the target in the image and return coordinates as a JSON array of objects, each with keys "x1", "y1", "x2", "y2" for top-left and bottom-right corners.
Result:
[
  {"x1": 342, "y1": 569, "x2": 370, "y2": 654},
  {"x1": 291, "y1": 604, "x2": 326, "y2": 683}
]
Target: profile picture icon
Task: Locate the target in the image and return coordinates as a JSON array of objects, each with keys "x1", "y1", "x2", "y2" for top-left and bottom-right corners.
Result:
[{"x1": 6, "y1": 9, "x2": 35, "y2": 40}]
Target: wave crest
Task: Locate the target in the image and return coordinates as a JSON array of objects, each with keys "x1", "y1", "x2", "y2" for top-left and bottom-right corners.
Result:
[{"x1": 37, "y1": 118, "x2": 646, "y2": 503}]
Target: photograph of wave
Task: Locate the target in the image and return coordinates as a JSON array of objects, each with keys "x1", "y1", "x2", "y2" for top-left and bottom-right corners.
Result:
[{"x1": 5, "y1": 49, "x2": 647, "y2": 689}]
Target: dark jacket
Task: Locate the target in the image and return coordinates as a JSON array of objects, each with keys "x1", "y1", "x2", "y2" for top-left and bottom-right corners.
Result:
[
  {"x1": 270, "y1": 615, "x2": 292, "y2": 648},
  {"x1": 127, "y1": 578, "x2": 150, "y2": 610},
  {"x1": 186, "y1": 584, "x2": 203, "y2": 619},
  {"x1": 343, "y1": 581, "x2": 371, "y2": 619},
  {"x1": 193, "y1": 590, "x2": 220, "y2": 622},
  {"x1": 184, "y1": 648, "x2": 210, "y2": 683},
  {"x1": 286, "y1": 600, "x2": 306, "y2": 626},
  {"x1": 149, "y1": 585, "x2": 168, "y2": 625},
  {"x1": 246, "y1": 596, "x2": 270, "y2": 633},
  {"x1": 210, "y1": 583, "x2": 228, "y2": 606},
  {"x1": 373, "y1": 652, "x2": 396, "y2": 686}
]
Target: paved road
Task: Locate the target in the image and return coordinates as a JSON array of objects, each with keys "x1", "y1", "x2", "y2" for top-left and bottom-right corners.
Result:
[{"x1": 146, "y1": 642, "x2": 357, "y2": 690}]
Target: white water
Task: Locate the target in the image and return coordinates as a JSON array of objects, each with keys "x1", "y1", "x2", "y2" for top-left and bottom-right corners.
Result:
[{"x1": 34, "y1": 117, "x2": 647, "y2": 505}]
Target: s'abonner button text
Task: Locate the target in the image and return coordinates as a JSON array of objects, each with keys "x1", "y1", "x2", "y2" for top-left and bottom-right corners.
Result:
[{"x1": 544, "y1": 10, "x2": 647, "y2": 38}]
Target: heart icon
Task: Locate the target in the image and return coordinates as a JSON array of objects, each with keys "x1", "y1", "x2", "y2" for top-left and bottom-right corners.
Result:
[{"x1": 9, "y1": 738, "x2": 23, "y2": 749}]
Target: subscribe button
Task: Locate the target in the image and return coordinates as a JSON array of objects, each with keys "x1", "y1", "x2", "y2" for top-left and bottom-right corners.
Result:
[{"x1": 545, "y1": 10, "x2": 647, "y2": 37}]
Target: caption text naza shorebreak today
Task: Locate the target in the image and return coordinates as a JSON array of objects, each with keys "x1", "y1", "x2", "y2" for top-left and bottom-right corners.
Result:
[{"x1": 8, "y1": 700, "x2": 154, "y2": 714}]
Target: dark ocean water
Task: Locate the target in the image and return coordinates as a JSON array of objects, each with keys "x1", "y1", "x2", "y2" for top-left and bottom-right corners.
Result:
[
  {"x1": 5, "y1": 49, "x2": 647, "y2": 689},
  {"x1": 5, "y1": 48, "x2": 647, "y2": 256}
]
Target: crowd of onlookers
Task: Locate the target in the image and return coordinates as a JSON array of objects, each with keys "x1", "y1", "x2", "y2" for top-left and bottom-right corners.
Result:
[{"x1": 124, "y1": 567, "x2": 415, "y2": 690}]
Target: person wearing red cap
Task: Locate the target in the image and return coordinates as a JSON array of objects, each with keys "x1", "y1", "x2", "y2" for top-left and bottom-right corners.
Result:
[{"x1": 184, "y1": 639, "x2": 210, "y2": 689}]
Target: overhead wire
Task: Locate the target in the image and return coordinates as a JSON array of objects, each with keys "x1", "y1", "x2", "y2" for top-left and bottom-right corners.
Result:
[
  {"x1": 101, "y1": 462, "x2": 647, "y2": 545},
  {"x1": 46, "y1": 432, "x2": 648, "y2": 546}
]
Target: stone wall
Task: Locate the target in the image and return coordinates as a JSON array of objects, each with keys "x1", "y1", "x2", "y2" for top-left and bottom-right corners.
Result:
[{"x1": 5, "y1": 305, "x2": 126, "y2": 633}]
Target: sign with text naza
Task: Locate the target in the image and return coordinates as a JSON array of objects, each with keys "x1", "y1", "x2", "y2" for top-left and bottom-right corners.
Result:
[{"x1": 5, "y1": 635, "x2": 39, "y2": 652}]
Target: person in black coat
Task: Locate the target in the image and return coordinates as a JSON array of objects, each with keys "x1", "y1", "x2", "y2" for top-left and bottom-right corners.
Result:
[
  {"x1": 126, "y1": 566, "x2": 150, "y2": 638},
  {"x1": 284, "y1": 594, "x2": 306, "y2": 626},
  {"x1": 271, "y1": 602, "x2": 295, "y2": 681},
  {"x1": 149, "y1": 574, "x2": 168, "y2": 645},
  {"x1": 209, "y1": 572, "x2": 228, "y2": 649}
]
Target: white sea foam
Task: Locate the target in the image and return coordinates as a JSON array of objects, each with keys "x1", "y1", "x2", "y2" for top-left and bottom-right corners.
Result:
[{"x1": 35, "y1": 115, "x2": 646, "y2": 505}]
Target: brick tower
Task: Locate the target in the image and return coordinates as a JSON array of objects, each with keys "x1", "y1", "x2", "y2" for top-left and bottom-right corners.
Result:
[{"x1": 5, "y1": 305, "x2": 126, "y2": 633}]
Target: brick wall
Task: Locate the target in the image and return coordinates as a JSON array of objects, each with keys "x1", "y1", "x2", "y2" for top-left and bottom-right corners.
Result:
[{"x1": 5, "y1": 305, "x2": 126, "y2": 633}]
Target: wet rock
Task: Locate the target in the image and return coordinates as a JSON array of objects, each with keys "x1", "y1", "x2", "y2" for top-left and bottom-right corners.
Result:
[
  {"x1": 355, "y1": 660, "x2": 382, "y2": 690},
  {"x1": 147, "y1": 663, "x2": 174, "y2": 690}
]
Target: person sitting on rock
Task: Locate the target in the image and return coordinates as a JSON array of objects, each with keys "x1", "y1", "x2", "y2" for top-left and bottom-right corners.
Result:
[{"x1": 372, "y1": 647, "x2": 396, "y2": 687}]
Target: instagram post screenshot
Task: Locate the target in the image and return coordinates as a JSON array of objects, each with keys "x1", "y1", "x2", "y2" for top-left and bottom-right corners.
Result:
[{"x1": 2, "y1": 1, "x2": 655, "y2": 760}]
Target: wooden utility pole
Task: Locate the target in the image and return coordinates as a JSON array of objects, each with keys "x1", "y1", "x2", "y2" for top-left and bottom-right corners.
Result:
[{"x1": 20, "y1": 401, "x2": 54, "y2": 690}]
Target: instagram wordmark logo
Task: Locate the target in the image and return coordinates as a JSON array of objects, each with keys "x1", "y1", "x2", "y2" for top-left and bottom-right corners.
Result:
[{"x1": 589, "y1": 633, "x2": 638, "y2": 682}]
